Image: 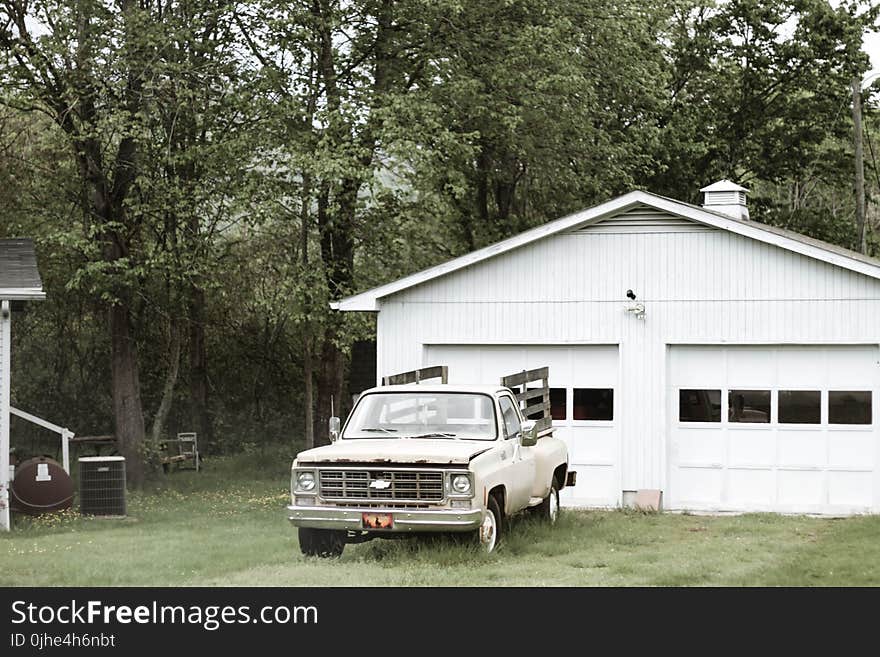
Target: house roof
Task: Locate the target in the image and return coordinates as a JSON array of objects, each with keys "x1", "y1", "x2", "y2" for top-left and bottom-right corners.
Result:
[
  {"x1": 332, "y1": 190, "x2": 880, "y2": 312},
  {"x1": 0, "y1": 238, "x2": 45, "y2": 300}
]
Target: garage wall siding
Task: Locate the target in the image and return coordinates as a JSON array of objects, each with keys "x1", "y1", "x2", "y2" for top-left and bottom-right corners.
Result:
[{"x1": 375, "y1": 215, "x2": 880, "y2": 494}]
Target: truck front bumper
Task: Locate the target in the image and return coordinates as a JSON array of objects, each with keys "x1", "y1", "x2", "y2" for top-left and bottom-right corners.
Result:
[{"x1": 287, "y1": 505, "x2": 483, "y2": 532}]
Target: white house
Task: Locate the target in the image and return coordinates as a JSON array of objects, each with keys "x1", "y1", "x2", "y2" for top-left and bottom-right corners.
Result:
[
  {"x1": 0, "y1": 238, "x2": 45, "y2": 531},
  {"x1": 332, "y1": 182, "x2": 880, "y2": 515}
]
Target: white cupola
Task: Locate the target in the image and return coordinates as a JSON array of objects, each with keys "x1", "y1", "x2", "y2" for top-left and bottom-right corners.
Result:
[{"x1": 700, "y1": 179, "x2": 749, "y2": 221}]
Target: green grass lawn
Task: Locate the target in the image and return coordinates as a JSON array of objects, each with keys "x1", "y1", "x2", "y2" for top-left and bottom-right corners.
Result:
[{"x1": 3, "y1": 446, "x2": 879, "y2": 586}]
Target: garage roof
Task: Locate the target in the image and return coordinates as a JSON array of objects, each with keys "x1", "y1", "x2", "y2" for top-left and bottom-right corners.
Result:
[
  {"x1": 332, "y1": 190, "x2": 880, "y2": 312},
  {"x1": 0, "y1": 238, "x2": 45, "y2": 300}
]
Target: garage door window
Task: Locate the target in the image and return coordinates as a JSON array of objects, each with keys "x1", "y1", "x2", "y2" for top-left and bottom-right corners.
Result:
[
  {"x1": 573, "y1": 388, "x2": 613, "y2": 421},
  {"x1": 550, "y1": 388, "x2": 567, "y2": 421},
  {"x1": 778, "y1": 390, "x2": 821, "y2": 424},
  {"x1": 524, "y1": 387, "x2": 545, "y2": 421},
  {"x1": 679, "y1": 389, "x2": 721, "y2": 422},
  {"x1": 828, "y1": 391, "x2": 872, "y2": 425},
  {"x1": 524, "y1": 387, "x2": 566, "y2": 421},
  {"x1": 728, "y1": 390, "x2": 770, "y2": 423}
]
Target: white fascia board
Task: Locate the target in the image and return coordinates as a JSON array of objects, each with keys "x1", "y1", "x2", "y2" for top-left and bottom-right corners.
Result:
[
  {"x1": 0, "y1": 288, "x2": 46, "y2": 300},
  {"x1": 331, "y1": 191, "x2": 646, "y2": 311}
]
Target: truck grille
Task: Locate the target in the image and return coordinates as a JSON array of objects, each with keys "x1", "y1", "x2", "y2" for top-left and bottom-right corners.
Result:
[{"x1": 318, "y1": 469, "x2": 444, "y2": 502}]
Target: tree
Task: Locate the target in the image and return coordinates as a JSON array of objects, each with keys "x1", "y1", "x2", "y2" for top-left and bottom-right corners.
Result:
[
  {"x1": 0, "y1": 107, "x2": 113, "y2": 446},
  {"x1": 403, "y1": 0, "x2": 671, "y2": 250},
  {"x1": 237, "y1": 0, "x2": 455, "y2": 444},
  {"x1": 0, "y1": 1, "x2": 162, "y2": 484},
  {"x1": 0, "y1": 1, "x2": 262, "y2": 480},
  {"x1": 133, "y1": 1, "x2": 261, "y2": 453},
  {"x1": 651, "y1": 0, "x2": 878, "y2": 251}
]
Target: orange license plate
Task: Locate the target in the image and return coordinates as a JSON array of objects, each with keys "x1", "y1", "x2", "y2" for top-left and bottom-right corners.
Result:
[{"x1": 362, "y1": 513, "x2": 393, "y2": 529}]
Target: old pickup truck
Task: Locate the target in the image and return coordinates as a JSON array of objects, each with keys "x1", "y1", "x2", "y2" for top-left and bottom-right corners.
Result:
[{"x1": 288, "y1": 368, "x2": 572, "y2": 556}]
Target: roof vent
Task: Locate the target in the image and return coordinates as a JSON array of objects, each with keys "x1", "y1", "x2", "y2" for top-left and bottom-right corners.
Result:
[{"x1": 700, "y1": 179, "x2": 749, "y2": 221}]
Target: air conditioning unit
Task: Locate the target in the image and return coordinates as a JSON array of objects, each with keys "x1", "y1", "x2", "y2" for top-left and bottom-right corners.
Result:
[{"x1": 78, "y1": 456, "x2": 126, "y2": 516}]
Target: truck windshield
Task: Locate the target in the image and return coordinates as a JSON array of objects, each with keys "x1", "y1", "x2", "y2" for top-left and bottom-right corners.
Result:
[{"x1": 343, "y1": 392, "x2": 497, "y2": 440}]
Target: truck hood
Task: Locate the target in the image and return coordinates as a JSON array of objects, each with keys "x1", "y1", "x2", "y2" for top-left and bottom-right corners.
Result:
[{"x1": 295, "y1": 439, "x2": 494, "y2": 465}]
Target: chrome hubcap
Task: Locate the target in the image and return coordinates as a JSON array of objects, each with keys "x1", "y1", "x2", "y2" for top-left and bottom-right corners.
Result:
[
  {"x1": 479, "y1": 511, "x2": 497, "y2": 552},
  {"x1": 549, "y1": 489, "x2": 559, "y2": 524}
]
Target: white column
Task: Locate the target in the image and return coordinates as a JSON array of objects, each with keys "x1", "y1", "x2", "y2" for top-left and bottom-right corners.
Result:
[
  {"x1": 1, "y1": 301, "x2": 11, "y2": 531},
  {"x1": 62, "y1": 430, "x2": 72, "y2": 475}
]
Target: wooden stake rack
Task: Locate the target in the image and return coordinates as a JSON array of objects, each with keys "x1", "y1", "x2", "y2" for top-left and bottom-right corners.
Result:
[
  {"x1": 500, "y1": 367, "x2": 553, "y2": 437},
  {"x1": 381, "y1": 365, "x2": 448, "y2": 385}
]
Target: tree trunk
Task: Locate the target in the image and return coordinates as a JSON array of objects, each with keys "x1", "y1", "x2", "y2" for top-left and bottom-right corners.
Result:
[
  {"x1": 313, "y1": 175, "x2": 357, "y2": 448},
  {"x1": 313, "y1": 326, "x2": 346, "y2": 447},
  {"x1": 150, "y1": 317, "x2": 182, "y2": 445},
  {"x1": 852, "y1": 77, "x2": 867, "y2": 254},
  {"x1": 301, "y1": 172, "x2": 315, "y2": 450},
  {"x1": 476, "y1": 148, "x2": 491, "y2": 225},
  {"x1": 495, "y1": 180, "x2": 515, "y2": 225},
  {"x1": 307, "y1": 0, "x2": 393, "y2": 444},
  {"x1": 303, "y1": 341, "x2": 315, "y2": 449},
  {"x1": 188, "y1": 284, "x2": 213, "y2": 452},
  {"x1": 109, "y1": 300, "x2": 147, "y2": 488}
]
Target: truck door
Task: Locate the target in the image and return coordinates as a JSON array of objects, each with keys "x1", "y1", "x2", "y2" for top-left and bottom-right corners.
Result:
[{"x1": 498, "y1": 394, "x2": 537, "y2": 512}]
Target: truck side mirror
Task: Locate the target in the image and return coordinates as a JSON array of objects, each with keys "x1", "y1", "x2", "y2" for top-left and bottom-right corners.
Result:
[
  {"x1": 329, "y1": 416, "x2": 341, "y2": 442},
  {"x1": 520, "y1": 419, "x2": 538, "y2": 447}
]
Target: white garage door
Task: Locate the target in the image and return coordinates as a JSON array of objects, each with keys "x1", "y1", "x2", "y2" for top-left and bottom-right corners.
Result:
[
  {"x1": 668, "y1": 345, "x2": 880, "y2": 514},
  {"x1": 424, "y1": 344, "x2": 619, "y2": 507}
]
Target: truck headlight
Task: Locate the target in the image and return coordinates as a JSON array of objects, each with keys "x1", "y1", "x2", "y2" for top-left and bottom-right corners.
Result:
[
  {"x1": 295, "y1": 471, "x2": 316, "y2": 492},
  {"x1": 451, "y1": 474, "x2": 471, "y2": 495}
]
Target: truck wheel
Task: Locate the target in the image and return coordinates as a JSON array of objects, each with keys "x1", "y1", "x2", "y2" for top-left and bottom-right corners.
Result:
[
  {"x1": 298, "y1": 527, "x2": 345, "y2": 558},
  {"x1": 535, "y1": 477, "x2": 560, "y2": 524},
  {"x1": 478, "y1": 496, "x2": 502, "y2": 553}
]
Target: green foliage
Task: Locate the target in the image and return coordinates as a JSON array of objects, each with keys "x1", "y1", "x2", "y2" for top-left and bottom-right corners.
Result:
[
  {"x1": 402, "y1": 0, "x2": 672, "y2": 249},
  {"x1": 650, "y1": 0, "x2": 877, "y2": 237}
]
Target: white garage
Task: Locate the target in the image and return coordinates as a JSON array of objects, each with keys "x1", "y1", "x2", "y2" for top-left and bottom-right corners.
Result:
[{"x1": 333, "y1": 181, "x2": 880, "y2": 515}]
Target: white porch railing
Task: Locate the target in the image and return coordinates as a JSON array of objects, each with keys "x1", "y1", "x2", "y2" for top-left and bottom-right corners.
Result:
[{"x1": 10, "y1": 407, "x2": 75, "y2": 474}]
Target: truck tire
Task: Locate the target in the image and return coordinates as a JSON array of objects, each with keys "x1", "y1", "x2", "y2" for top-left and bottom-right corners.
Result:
[
  {"x1": 478, "y1": 496, "x2": 502, "y2": 553},
  {"x1": 534, "y1": 477, "x2": 560, "y2": 524},
  {"x1": 298, "y1": 527, "x2": 345, "y2": 558}
]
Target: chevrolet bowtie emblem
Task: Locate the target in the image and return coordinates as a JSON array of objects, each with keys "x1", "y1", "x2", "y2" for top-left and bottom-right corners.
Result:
[{"x1": 369, "y1": 479, "x2": 392, "y2": 489}]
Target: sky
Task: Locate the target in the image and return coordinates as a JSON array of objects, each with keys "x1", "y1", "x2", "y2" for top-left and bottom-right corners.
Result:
[
  {"x1": 866, "y1": 29, "x2": 880, "y2": 73},
  {"x1": 828, "y1": 0, "x2": 880, "y2": 76}
]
